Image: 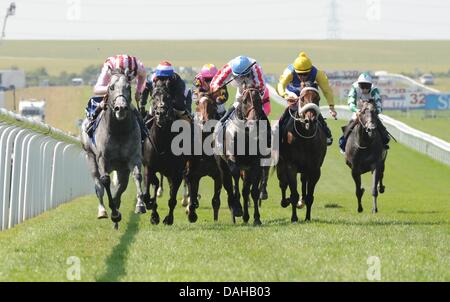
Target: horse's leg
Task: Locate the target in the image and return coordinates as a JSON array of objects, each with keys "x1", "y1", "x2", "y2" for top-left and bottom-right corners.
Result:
[
  {"x1": 148, "y1": 171, "x2": 160, "y2": 225},
  {"x1": 277, "y1": 161, "x2": 290, "y2": 208},
  {"x1": 287, "y1": 164, "x2": 299, "y2": 223},
  {"x1": 241, "y1": 173, "x2": 251, "y2": 224},
  {"x1": 305, "y1": 169, "x2": 320, "y2": 221},
  {"x1": 87, "y1": 152, "x2": 107, "y2": 219},
  {"x1": 163, "y1": 174, "x2": 182, "y2": 225},
  {"x1": 352, "y1": 169, "x2": 364, "y2": 213},
  {"x1": 211, "y1": 173, "x2": 222, "y2": 222},
  {"x1": 229, "y1": 160, "x2": 243, "y2": 220},
  {"x1": 98, "y1": 157, "x2": 120, "y2": 227},
  {"x1": 186, "y1": 174, "x2": 199, "y2": 223},
  {"x1": 298, "y1": 173, "x2": 306, "y2": 209},
  {"x1": 142, "y1": 165, "x2": 151, "y2": 208},
  {"x1": 371, "y1": 165, "x2": 381, "y2": 214},
  {"x1": 379, "y1": 158, "x2": 386, "y2": 194},
  {"x1": 220, "y1": 159, "x2": 241, "y2": 222},
  {"x1": 181, "y1": 178, "x2": 190, "y2": 207},
  {"x1": 250, "y1": 171, "x2": 262, "y2": 226},
  {"x1": 157, "y1": 173, "x2": 164, "y2": 197},
  {"x1": 112, "y1": 169, "x2": 130, "y2": 212},
  {"x1": 259, "y1": 166, "x2": 269, "y2": 203},
  {"x1": 132, "y1": 165, "x2": 146, "y2": 214}
]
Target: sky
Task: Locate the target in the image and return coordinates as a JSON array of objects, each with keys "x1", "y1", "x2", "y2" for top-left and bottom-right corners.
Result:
[{"x1": 1, "y1": 0, "x2": 450, "y2": 40}]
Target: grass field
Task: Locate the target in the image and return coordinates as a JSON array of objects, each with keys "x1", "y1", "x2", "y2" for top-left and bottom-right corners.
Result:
[
  {"x1": 0, "y1": 100, "x2": 449, "y2": 282},
  {"x1": 2, "y1": 40, "x2": 450, "y2": 77}
]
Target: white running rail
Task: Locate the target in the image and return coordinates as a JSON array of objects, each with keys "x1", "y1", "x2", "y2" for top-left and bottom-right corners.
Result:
[
  {"x1": 0, "y1": 108, "x2": 93, "y2": 231},
  {"x1": 267, "y1": 84, "x2": 450, "y2": 167}
]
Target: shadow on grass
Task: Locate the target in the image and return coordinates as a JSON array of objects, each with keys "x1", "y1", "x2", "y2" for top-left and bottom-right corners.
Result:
[{"x1": 96, "y1": 211, "x2": 140, "y2": 282}]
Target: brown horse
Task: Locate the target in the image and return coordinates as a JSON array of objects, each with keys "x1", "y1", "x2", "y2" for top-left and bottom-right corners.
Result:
[
  {"x1": 345, "y1": 99, "x2": 387, "y2": 213},
  {"x1": 219, "y1": 83, "x2": 271, "y2": 225},
  {"x1": 184, "y1": 92, "x2": 238, "y2": 221},
  {"x1": 277, "y1": 86, "x2": 327, "y2": 222}
]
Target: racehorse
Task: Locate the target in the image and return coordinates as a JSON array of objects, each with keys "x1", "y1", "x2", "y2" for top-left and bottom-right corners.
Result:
[
  {"x1": 344, "y1": 99, "x2": 387, "y2": 213},
  {"x1": 277, "y1": 85, "x2": 327, "y2": 222},
  {"x1": 184, "y1": 92, "x2": 227, "y2": 221},
  {"x1": 219, "y1": 83, "x2": 270, "y2": 225},
  {"x1": 141, "y1": 79, "x2": 186, "y2": 225},
  {"x1": 81, "y1": 70, "x2": 145, "y2": 229}
]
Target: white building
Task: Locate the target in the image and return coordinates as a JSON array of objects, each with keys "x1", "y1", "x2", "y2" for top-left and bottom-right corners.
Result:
[{"x1": 0, "y1": 69, "x2": 26, "y2": 89}]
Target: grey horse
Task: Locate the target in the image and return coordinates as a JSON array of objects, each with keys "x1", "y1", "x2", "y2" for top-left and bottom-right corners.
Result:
[{"x1": 81, "y1": 71, "x2": 145, "y2": 229}]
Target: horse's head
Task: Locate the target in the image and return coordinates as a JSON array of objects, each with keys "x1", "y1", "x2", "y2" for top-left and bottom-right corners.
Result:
[
  {"x1": 108, "y1": 70, "x2": 132, "y2": 121},
  {"x1": 237, "y1": 83, "x2": 262, "y2": 123},
  {"x1": 297, "y1": 83, "x2": 321, "y2": 129},
  {"x1": 358, "y1": 99, "x2": 378, "y2": 138},
  {"x1": 195, "y1": 91, "x2": 217, "y2": 123},
  {"x1": 152, "y1": 78, "x2": 175, "y2": 127}
]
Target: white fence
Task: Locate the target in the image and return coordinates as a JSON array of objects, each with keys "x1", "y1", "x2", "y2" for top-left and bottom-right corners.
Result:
[
  {"x1": 0, "y1": 109, "x2": 93, "y2": 231},
  {"x1": 267, "y1": 84, "x2": 450, "y2": 167}
]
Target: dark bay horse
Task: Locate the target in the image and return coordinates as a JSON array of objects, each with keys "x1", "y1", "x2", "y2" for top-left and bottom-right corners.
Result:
[
  {"x1": 277, "y1": 87, "x2": 327, "y2": 222},
  {"x1": 141, "y1": 79, "x2": 186, "y2": 225},
  {"x1": 81, "y1": 71, "x2": 145, "y2": 229},
  {"x1": 345, "y1": 100, "x2": 387, "y2": 213},
  {"x1": 184, "y1": 92, "x2": 232, "y2": 221},
  {"x1": 219, "y1": 83, "x2": 271, "y2": 225}
]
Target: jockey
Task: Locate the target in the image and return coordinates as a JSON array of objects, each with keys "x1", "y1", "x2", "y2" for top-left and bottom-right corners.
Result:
[
  {"x1": 339, "y1": 72, "x2": 390, "y2": 153},
  {"x1": 141, "y1": 61, "x2": 191, "y2": 121},
  {"x1": 210, "y1": 56, "x2": 272, "y2": 151},
  {"x1": 276, "y1": 52, "x2": 336, "y2": 145},
  {"x1": 84, "y1": 54, "x2": 146, "y2": 136},
  {"x1": 210, "y1": 55, "x2": 271, "y2": 122},
  {"x1": 191, "y1": 63, "x2": 229, "y2": 117}
]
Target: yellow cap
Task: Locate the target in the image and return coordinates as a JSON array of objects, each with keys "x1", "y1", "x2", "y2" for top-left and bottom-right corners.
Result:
[{"x1": 293, "y1": 52, "x2": 312, "y2": 73}]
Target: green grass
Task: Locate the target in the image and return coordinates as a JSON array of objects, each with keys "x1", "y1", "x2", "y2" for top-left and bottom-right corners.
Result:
[
  {"x1": 383, "y1": 110, "x2": 450, "y2": 142},
  {"x1": 0, "y1": 101, "x2": 449, "y2": 282},
  {"x1": 2, "y1": 40, "x2": 450, "y2": 78}
]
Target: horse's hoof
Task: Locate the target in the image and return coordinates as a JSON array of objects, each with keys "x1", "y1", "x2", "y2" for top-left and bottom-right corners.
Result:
[
  {"x1": 156, "y1": 187, "x2": 163, "y2": 197},
  {"x1": 232, "y1": 204, "x2": 243, "y2": 217},
  {"x1": 358, "y1": 207, "x2": 363, "y2": 213},
  {"x1": 197, "y1": 194, "x2": 201, "y2": 201},
  {"x1": 150, "y1": 212, "x2": 160, "y2": 225},
  {"x1": 113, "y1": 222, "x2": 119, "y2": 230},
  {"x1": 297, "y1": 200, "x2": 305, "y2": 209},
  {"x1": 280, "y1": 199, "x2": 290, "y2": 208},
  {"x1": 181, "y1": 197, "x2": 189, "y2": 207},
  {"x1": 291, "y1": 217, "x2": 298, "y2": 223},
  {"x1": 135, "y1": 205, "x2": 146, "y2": 214},
  {"x1": 111, "y1": 211, "x2": 122, "y2": 223},
  {"x1": 163, "y1": 215, "x2": 173, "y2": 225},
  {"x1": 260, "y1": 190, "x2": 268, "y2": 200},
  {"x1": 304, "y1": 217, "x2": 311, "y2": 222},
  {"x1": 243, "y1": 214, "x2": 250, "y2": 224},
  {"x1": 188, "y1": 211, "x2": 198, "y2": 223},
  {"x1": 97, "y1": 209, "x2": 108, "y2": 219},
  {"x1": 372, "y1": 208, "x2": 378, "y2": 214},
  {"x1": 253, "y1": 219, "x2": 262, "y2": 226},
  {"x1": 379, "y1": 186, "x2": 385, "y2": 194}
]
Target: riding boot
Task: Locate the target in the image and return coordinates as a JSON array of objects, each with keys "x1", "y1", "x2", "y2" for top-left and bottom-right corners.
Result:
[
  {"x1": 318, "y1": 114, "x2": 333, "y2": 146},
  {"x1": 261, "y1": 111, "x2": 271, "y2": 149},
  {"x1": 133, "y1": 108, "x2": 149, "y2": 142},
  {"x1": 85, "y1": 106, "x2": 102, "y2": 137},
  {"x1": 220, "y1": 106, "x2": 236, "y2": 132},
  {"x1": 339, "y1": 120, "x2": 355, "y2": 154},
  {"x1": 376, "y1": 118, "x2": 390, "y2": 149}
]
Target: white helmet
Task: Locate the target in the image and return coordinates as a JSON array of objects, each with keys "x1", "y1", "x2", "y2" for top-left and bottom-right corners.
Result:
[{"x1": 357, "y1": 72, "x2": 373, "y2": 84}]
